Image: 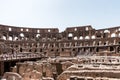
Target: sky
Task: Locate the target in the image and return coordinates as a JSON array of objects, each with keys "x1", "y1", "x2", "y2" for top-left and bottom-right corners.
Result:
[{"x1": 0, "y1": 0, "x2": 120, "y2": 32}]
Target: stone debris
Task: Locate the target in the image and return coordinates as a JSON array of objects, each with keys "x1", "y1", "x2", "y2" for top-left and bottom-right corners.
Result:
[{"x1": 0, "y1": 24, "x2": 120, "y2": 80}]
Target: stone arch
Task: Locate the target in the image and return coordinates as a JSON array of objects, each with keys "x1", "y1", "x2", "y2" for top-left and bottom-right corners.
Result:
[
  {"x1": 111, "y1": 33, "x2": 116, "y2": 37},
  {"x1": 85, "y1": 36, "x2": 90, "y2": 39},
  {"x1": 96, "y1": 47, "x2": 99, "y2": 52},
  {"x1": 68, "y1": 33, "x2": 73, "y2": 40},
  {"x1": 79, "y1": 36, "x2": 83, "y2": 40},
  {"x1": 37, "y1": 30, "x2": 40, "y2": 33},
  {"x1": 74, "y1": 28, "x2": 77, "y2": 31},
  {"x1": 48, "y1": 29, "x2": 51, "y2": 32},
  {"x1": 9, "y1": 27, "x2": 12, "y2": 31},
  {"x1": 104, "y1": 30, "x2": 110, "y2": 33},
  {"x1": 91, "y1": 35, "x2": 95, "y2": 39},
  {"x1": 20, "y1": 28, "x2": 23, "y2": 31},
  {"x1": 36, "y1": 34, "x2": 40, "y2": 38},
  {"x1": 103, "y1": 42, "x2": 106, "y2": 45},
  {"x1": 110, "y1": 46, "x2": 114, "y2": 51},
  {"x1": 20, "y1": 33, "x2": 24, "y2": 37},
  {"x1": 86, "y1": 27, "x2": 89, "y2": 31},
  {"x1": 2, "y1": 32, "x2": 7, "y2": 40},
  {"x1": 20, "y1": 33, "x2": 25, "y2": 40},
  {"x1": 24, "y1": 34, "x2": 29, "y2": 40},
  {"x1": 14, "y1": 36, "x2": 18, "y2": 41},
  {"x1": 68, "y1": 33, "x2": 73, "y2": 37},
  {"x1": 2, "y1": 36, "x2": 6, "y2": 40},
  {"x1": 74, "y1": 36, "x2": 78, "y2": 40},
  {"x1": 8, "y1": 36, "x2": 12, "y2": 41},
  {"x1": 3, "y1": 72, "x2": 22, "y2": 80},
  {"x1": 20, "y1": 47, "x2": 23, "y2": 52},
  {"x1": 26, "y1": 28, "x2": 29, "y2": 32},
  {"x1": 103, "y1": 30, "x2": 110, "y2": 38}
]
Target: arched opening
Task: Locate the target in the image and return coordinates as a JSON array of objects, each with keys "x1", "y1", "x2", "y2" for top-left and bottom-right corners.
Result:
[
  {"x1": 2, "y1": 36, "x2": 6, "y2": 40},
  {"x1": 74, "y1": 36, "x2": 77, "y2": 40},
  {"x1": 111, "y1": 33, "x2": 116, "y2": 37},
  {"x1": 72, "y1": 48, "x2": 75, "y2": 51},
  {"x1": 21, "y1": 28, "x2": 23, "y2": 31},
  {"x1": 9, "y1": 36, "x2": 12, "y2": 41},
  {"x1": 62, "y1": 48, "x2": 64, "y2": 51},
  {"x1": 86, "y1": 27, "x2": 89, "y2": 31},
  {"x1": 104, "y1": 42, "x2": 106, "y2": 45},
  {"x1": 104, "y1": 30, "x2": 110, "y2": 33},
  {"x1": 97, "y1": 42, "x2": 99, "y2": 45},
  {"x1": 20, "y1": 48, "x2": 22, "y2": 52},
  {"x1": 103, "y1": 30, "x2": 110, "y2": 38},
  {"x1": 29, "y1": 49, "x2": 32, "y2": 52},
  {"x1": 68, "y1": 33, "x2": 73, "y2": 37},
  {"x1": 26, "y1": 29, "x2": 29, "y2": 32},
  {"x1": 74, "y1": 28, "x2": 77, "y2": 31},
  {"x1": 20, "y1": 33, "x2": 24, "y2": 37},
  {"x1": 51, "y1": 49, "x2": 54, "y2": 51},
  {"x1": 79, "y1": 36, "x2": 83, "y2": 40},
  {"x1": 68, "y1": 33, "x2": 73, "y2": 40},
  {"x1": 110, "y1": 47, "x2": 114, "y2": 51},
  {"x1": 20, "y1": 33, "x2": 24, "y2": 40},
  {"x1": 85, "y1": 36, "x2": 90, "y2": 39},
  {"x1": 90, "y1": 48, "x2": 93, "y2": 52},
  {"x1": 48, "y1": 29, "x2": 51, "y2": 32},
  {"x1": 118, "y1": 42, "x2": 120, "y2": 44},
  {"x1": 9, "y1": 28, "x2": 12, "y2": 31},
  {"x1": 37, "y1": 30, "x2": 40, "y2": 33},
  {"x1": 36, "y1": 34, "x2": 40, "y2": 37},
  {"x1": 14, "y1": 37, "x2": 18, "y2": 41},
  {"x1": 96, "y1": 47, "x2": 99, "y2": 52},
  {"x1": 91, "y1": 35, "x2": 95, "y2": 39}
]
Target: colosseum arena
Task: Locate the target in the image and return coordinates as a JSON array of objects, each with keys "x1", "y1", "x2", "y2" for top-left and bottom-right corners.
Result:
[{"x1": 0, "y1": 24, "x2": 120, "y2": 80}]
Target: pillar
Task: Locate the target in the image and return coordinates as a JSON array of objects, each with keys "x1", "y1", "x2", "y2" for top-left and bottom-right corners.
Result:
[{"x1": 0, "y1": 61, "x2": 4, "y2": 76}]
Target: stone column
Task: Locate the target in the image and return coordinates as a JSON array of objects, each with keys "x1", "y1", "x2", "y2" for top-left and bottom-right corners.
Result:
[{"x1": 0, "y1": 61, "x2": 4, "y2": 76}]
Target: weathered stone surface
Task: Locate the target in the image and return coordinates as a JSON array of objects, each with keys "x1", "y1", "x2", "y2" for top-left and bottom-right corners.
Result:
[{"x1": 0, "y1": 24, "x2": 120, "y2": 79}]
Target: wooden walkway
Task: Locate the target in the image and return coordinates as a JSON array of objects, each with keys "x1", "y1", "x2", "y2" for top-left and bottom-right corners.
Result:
[{"x1": 0, "y1": 53, "x2": 46, "y2": 61}]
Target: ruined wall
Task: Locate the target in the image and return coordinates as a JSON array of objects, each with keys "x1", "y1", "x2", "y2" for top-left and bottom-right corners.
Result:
[
  {"x1": 9, "y1": 56, "x2": 120, "y2": 80},
  {"x1": 0, "y1": 24, "x2": 120, "y2": 56}
]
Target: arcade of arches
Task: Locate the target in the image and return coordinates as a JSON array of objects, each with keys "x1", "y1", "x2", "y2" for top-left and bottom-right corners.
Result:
[{"x1": 0, "y1": 24, "x2": 120, "y2": 80}]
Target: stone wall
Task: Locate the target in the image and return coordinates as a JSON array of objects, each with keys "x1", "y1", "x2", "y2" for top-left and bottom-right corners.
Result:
[{"x1": 0, "y1": 24, "x2": 120, "y2": 57}]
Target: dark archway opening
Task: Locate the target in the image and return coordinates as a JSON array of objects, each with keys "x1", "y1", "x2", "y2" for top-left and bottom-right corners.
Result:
[
  {"x1": 20, "y1": 48, "x2": 22, "y2": 52},
  {"x1": 110, "y1": 47, "x2": 114, "y2": 51},
  {"x1": 96, "y1": 47, "x2": 99, "y2": 52}
]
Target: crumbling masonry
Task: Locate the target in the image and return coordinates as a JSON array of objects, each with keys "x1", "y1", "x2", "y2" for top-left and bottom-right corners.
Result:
[{"x1": 0, "y1": 24, "x2": 120, "y2": 80}]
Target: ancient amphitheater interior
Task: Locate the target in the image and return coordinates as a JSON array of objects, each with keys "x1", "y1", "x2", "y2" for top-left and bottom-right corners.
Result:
[{"x1": 0, "y1": 24, "x2": 120, "y2": 80}]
